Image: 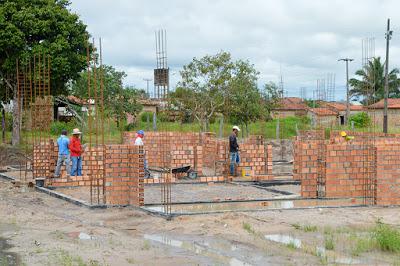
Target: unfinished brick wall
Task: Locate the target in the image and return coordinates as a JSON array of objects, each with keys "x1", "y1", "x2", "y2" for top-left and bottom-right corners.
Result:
[
  {"x1": 295, "y1": 141, "x2": 319, "y2": 198},
  {"x1": 123, "y1": 131, "x2": 273, "y2": 180},
  {"x1": 33, "y1": 139, "x2": 54, "y2": 179},
  {"x1": 40, "y1": 145, "x2": 105, "y2": 187},
  {"x1": 376, "y1": 144, "x2": 400, "y2": 206},
  {"x1": 104, "y1": 145, "x2": 144, "y2": 206},
  {"x1": 325, "y1": 143, "x2": 374, "y2": 198},
  {"x1": 294, "y1": 130, "x2": 400, "y2": 206}
]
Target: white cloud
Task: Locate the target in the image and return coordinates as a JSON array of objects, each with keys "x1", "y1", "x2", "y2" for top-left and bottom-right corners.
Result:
[{"x1": 69, "y1": 0, "x2": 400, "y2": 100}]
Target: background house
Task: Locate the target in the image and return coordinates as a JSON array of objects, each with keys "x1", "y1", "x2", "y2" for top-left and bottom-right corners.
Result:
[
  {"x1": 367, "y1": 98, "x2": 400, "y2": 127},
  {"x1": 320, "y1": 101, "x2": 364, "y2": 125},
  {"x1": 307, "y1": 107, "x2": 338, "y2": 127},
  {"x1": 272, "y1": 97, "x2": 309, "y2": 118}
]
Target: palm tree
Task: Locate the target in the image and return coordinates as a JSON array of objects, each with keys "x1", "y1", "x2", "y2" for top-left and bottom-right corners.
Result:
[{"x1": 349, "y1": 57, "x2": 400, "y2": 105}]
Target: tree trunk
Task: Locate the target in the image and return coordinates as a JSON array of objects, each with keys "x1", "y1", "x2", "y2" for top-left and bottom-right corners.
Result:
[
  {"x1": 1, "y1": 107, "x2": 5, "y2": 143},
  {"x1": 12, "y1": 89, "x2": 20, "y2": 146}
]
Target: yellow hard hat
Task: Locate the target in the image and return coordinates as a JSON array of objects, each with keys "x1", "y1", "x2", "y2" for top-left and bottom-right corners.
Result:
[{"x1": 340, "y1": 131, "x2": 347, "y2": 137}]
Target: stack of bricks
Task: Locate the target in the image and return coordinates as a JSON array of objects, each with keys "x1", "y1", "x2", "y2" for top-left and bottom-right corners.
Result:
[
  {"x1": 104, "y1": 145, "x2": 144, "y2": 206},
  {"x1": 33, "y1": 139, "x2": 54, "y2": 179}
]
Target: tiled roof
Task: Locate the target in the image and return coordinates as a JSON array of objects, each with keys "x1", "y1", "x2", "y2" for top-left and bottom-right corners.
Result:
[
  {"x1": 322, "y1": 101, "x2": 364, "y2": 111},
  {"x1": 308, "y1": 108, "x2": 338, "y2": 116},
  {"x1": 367, "y1": 98, "x2": 400, "y2": 109},
  {"x1": 275, "y1": 97, "x2": 308, "y2": 111}
]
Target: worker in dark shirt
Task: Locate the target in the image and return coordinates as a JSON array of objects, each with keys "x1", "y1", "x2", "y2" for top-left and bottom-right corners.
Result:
[{"x1": 229, "y1": 126, "x2": 240, "y2": 176}]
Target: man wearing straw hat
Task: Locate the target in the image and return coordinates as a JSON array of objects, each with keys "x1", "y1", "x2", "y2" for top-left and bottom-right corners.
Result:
[{"x1": 69, "y1": 128, "x2": 83, "y2": 177}]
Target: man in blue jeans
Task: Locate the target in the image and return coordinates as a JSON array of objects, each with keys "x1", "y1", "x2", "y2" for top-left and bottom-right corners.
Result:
[
  {"x1": 54, "y1": 129, "x2": 71, "y2": 177},
  {"x1": 229, "y1": 126, "x2": 240, "y2": 176},
  {"x1": 69, "y1": 128, "x2": 83, "y2": 176}
]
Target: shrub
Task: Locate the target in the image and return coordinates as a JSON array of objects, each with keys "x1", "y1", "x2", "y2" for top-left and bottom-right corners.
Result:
[
  {"x1": 349, "y1": 112, "x2": 371, "y2": 128},
  {"x1": 157, "y1": 112, "x2": 169, "y2": 122},
  {"x1": 0, "y1": 111, "x2": 12, "y2": 131},
  {"x1": 124, "y1": 123, "x2": 136, "y2": 131},
  {"x1": 140, "y1": 112, "x2": 154, "y2": 123},
  {"x1": 373, "y1": 220, "x2": 400, "y2": 252},
  {"x1": 50, "y1": 121, "x2": 78, "y2": 136}
]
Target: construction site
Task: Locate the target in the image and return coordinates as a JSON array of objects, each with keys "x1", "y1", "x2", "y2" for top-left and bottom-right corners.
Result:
[
  {"x1": 3, "y1": 2, "x2": 400, "y2": 266},
  {"x1": 1, "y1": 46, "x2": 400, "y2": 264}
]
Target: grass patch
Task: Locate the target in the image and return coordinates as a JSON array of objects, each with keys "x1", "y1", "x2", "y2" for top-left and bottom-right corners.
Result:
[
  {"x1": 242, "y1": 222, "x2": 255, "y2": 234},
  {"x1": 324, "y1": 235, "x2": 335, "y2": 250},
  {"x1": 142, "y1": 240, "x2": 151, "y2": 250},
  {"x1": 303, "y1": 225, "x2": 317, "y2": 232},
  {"x1": 351, "y1": 236, "x2": 375, "y2": 256},
  {"x1": 373, "y1": 220, "x2": 400, "y2": 253},
  {"x1": 286, "y1": 241, "x2": 298, "y2": 250},
  {"x1": 291, "y1": 223, "x2": 317, "y2": 232},
  {"x1": 126, "y1": 258, "x2": 135, "y2": 264}
]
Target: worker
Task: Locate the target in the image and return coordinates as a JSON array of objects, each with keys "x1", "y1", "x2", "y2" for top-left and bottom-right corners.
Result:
[
  {"x1": 54, "y1": 129, "x2": 71, "y2": 177},
  {"x1": 134, "y1": 130, "x2": 149, "y2": 178},
  {"x1": 134, "y1": 130, "x2": 145, "y2": 145},
  {"x1": 340, "y1": 131, "x2": 354, "y2": 142},
  {"x1": 229, "y1": 126, "x2": 240, "y2": 176},
  {"x1": 69, "y1": 128, "x2": 83, "y2": 177}
]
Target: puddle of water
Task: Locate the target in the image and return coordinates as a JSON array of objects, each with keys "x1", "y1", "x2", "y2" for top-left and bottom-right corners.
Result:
[
  {"x1": 0, "y1": 237, "x2": 20, "y2": 266},
  {"x1": 265, "y1": 235, "x2": 362, "y2": 265},
  {"x1": 144, "y1": 234, "x2": 252, "y2": 266},
  {"x1": 270, "y1": 200, "x2": 294, "y2": 209},
  {"x1": 264, "y1": 234, "x2": 301, "y2": 248}
]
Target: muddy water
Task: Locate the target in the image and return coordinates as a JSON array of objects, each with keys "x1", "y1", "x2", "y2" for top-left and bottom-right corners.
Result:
[{"x1": 144, "y1": 233, "x2": 281, "y2": 265}]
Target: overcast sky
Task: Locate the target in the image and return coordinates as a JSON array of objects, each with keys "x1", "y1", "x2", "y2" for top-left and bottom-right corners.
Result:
[{"x1": 69, "y1": 0, "x2": 400, "y2": 101}]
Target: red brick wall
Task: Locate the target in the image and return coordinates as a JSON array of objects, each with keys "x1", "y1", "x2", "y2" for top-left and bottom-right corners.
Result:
[
  {"x1": 295, "y1": 141, "x2": 319, "y2": 198},
  {"x1": 325, "y1": 143, "x2": 375, "y2": 198},
  {"x1": 104, "y1": 145, "x2": 144, "y2": 206},
  {"x1": 123, "y1": 132, "x2": 273, "y2": 178},
  {"x1": 33, "y1": 139, "x2": 54, "y2": 179},
  {"x1": 376, "y1": 144, "x2": 400, "y2": 206}
]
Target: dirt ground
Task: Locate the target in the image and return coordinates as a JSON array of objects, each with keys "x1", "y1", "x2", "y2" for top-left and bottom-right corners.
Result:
[{"x1": 1, "y1": 177, "x2": 400, "y2": 265}]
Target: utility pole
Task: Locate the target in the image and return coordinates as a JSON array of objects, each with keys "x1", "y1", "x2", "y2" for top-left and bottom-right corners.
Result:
[
  {"x1": 383, "y1": 18, "x2": 393, "y2": 133},
  {"x1": 143, "y1": 78, "x2": 152, "y2": 98},
  {"x1": 338, "y1": 58, "x2": 354, "y2": 125}
]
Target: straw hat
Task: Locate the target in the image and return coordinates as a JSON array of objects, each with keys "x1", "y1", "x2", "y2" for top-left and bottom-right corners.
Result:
[{"x1": 72, "y1": 128, "x2": 82, "y2": 135}]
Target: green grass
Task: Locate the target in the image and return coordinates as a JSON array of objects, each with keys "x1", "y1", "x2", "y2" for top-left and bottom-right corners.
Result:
[
  {"x1": 126, "y1": 258, "x2": 135, "y2": 264},
  {"x1": 242, "y1": 222, "x2": 255, "y2": 234},
  {"x1": 286, "y1": 241, "x2": 298, "y2": 250},
  {"x1": 291, "y1": 223, "x2": 317, "y2": 232},
  {"x1": 351, "y1": 236, "x2": 375, "y2": 256},
  {"x1": 324, "y1": 235, "x2": 335, "y2": 250},
  {"x1": 373, "y1": 221, "x2": 400, "y2": 253},
  {"x1": 142, "y1": 240, "x2": 151, "y2": 250}
]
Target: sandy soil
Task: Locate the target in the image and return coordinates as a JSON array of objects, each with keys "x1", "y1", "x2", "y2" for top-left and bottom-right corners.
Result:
[{"x1": 1, "y1": 176, "x2": 400, "y2": 265}]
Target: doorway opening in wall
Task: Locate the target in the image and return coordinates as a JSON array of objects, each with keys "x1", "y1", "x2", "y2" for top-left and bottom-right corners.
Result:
[{"x1": 340, "y1": 115, "x2": 345, "y2": 125}]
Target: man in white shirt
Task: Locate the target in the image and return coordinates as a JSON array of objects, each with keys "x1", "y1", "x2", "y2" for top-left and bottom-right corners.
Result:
[
  {"x1": 134, "y1": 130, "x2": 144, "y2": 145},
  {"x1": 134, "y1": 130, "x2": 149, "y2": 178}
]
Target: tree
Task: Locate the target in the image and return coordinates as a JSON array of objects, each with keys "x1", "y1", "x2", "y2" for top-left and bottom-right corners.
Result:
[
  {"x1": 0, "y1": 0, "x2": 90, "y2": 145},
  {"x1": 70, "y1": 65, "x2": 143, "y2": 128},
  {"x1": 177, "y1": 51, "x2": 235, "y2": 131},
  {"x1": 227, "y1": 60, "x2": 261, "y2": 135},
  {"x1": 261, "y1": 82, "x2": 281, "y2": 120},
  {"x1": 349, "y1": 57, "x2": 400, "y2": 105},
  {"x1": 168, "y1": 86, "x2": 196, "y2": 123}
]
